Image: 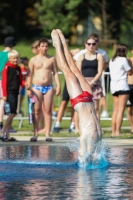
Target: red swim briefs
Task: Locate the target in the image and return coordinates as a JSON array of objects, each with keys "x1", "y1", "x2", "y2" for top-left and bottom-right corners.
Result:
[{"x1": 70, "y1": 91, "x2": 94, "y2": 108}]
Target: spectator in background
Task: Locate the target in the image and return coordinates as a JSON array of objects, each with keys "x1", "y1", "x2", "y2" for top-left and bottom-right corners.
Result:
[
  {"x1": 74, "y1": 33, "x2": 109, "y2": 119},
  {"x1": 53, "y1": 81, "x2": 75, "y2": 133},
  {"x1": 109, "y1": 44, "x2": 132, "y2": 136},
  {"x1": 26, "y1": 38, "x2": 60, "y2": 142},
  {"x1": 0, "y1": 36, "x2": 17, "y2": 132},
  {"x1": 126, "y1": 48, "x2": 133, "y2": 133},
  {"x1": 31, "y1": 40, "x2": 39, "y2": 55},
  {"x1": 31, "y1": 40, "x2": 58, "y2": 134},
  {"x1": 0, "y1": 50, "x2": 23, "y2": 141},
  {"x1": 30, "y1": 40, "x2": 46, "y2": 133},
  {"x1": 75, "y1": 35, "x2": 103, "y2": 121},
  {"x1": 17, "y1": 57, "x2": 28, "y2": 115}
]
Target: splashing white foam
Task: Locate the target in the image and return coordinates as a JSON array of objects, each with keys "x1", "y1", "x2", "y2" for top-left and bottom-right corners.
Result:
[{"x1": 67, "y1": 140, "x2": 108, "y2": 169}]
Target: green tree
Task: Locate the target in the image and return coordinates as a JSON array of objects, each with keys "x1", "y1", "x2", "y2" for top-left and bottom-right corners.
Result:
[
  {"x1": 38, "y1": 0, "x2": 82, "y2": 37},
  {"x1": 120, "y1": 0, "x2": 133, "y2": 45},
  {"x1": 0, "y1": 0, "x2": 39, "y2": 41}
]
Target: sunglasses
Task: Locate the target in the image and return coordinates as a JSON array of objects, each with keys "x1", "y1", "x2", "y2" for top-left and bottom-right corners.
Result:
[{"x1": 87, "y1": 42, "x2": 96, "y2": 46}]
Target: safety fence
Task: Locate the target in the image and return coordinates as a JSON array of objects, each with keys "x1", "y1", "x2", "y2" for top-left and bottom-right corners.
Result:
[{"x1": 11, "y1": 72, "x2": 128, "y2": 129}]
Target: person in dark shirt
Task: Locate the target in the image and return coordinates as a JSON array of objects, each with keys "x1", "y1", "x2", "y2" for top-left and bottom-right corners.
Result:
[
  {"x1": 0, "y1": 50, "x2": 22, "y2": 141},
  {"x1": 76, "y1": 35, "x2": 103, "y2": 121}
]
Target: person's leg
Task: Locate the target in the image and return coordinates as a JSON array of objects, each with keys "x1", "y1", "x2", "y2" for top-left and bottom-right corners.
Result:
[
  {"x1": 69, "y1": 107, "x2": 75, "y2": 132},
  {"x1": 53, "y1": 100, "x2": 68, "y2": 132},
  {"x1": 0, "y1": 81, "x2": 4, "y2": 129},
  {"x1": 38, "y1": 103, "x2": 45, "y2": 133},
  {"x1": 53, "y1": 81, "x2": 70, "y2": 132},
  {"x1": 111, "y1": 95, "x2": 118, "y2": 136},
  {"x1": 51, "y1": 30, "x2": 83, "y2": 99},
  {"x1": 56, "y1": 101, "x2": 68, "y2": 122},
  {"x1": 100, "y1": 73, "x2": 109, "y2": 117},
  {"x1": 5, "y1": 114, "x2": 16, "y2": 138},
  {"x1": 0, "y1": 114, "x2": 16, "y2": 142},
  {"x1": 19, "y1": 95, "x2": 23, "y2": 111},
  {"x1": 43, "y1": 87, "x2": 54, "y2": 138},
  {"x1": 52, "y1": 102, "x2": 57, "y2": 116},
  {"x1": 100, "y1": 96, "x2": 107, "y2": 110},
  {"x1": 0, "y1": 99, "x2": 4, "y2": 129},
  {"x1": 56, "y1": 29, "x2": 92, "y2": 95},
  {"x1": 94, "y1": 99, "x2": 100, "y2": 121},
  {"x1": 115, "y1": 94, "x2": 129, "y2": 135},
  {"x1": 100, "y1": 97, "x2": 109, "y2": 117},
  {"x1": 127, "y1": 106, "x2": 133, "y2": 132},
  {"x1": 32, "y1": 88, "x2": 43, "y2": 139},
  {"x1": 52, "y1": 88, "x2": 57, "y2": 116}
]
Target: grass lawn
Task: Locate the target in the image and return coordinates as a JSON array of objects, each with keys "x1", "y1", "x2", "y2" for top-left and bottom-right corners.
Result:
[{"x1": 0, "y1": 42, "x2": 132, "y2": 138}]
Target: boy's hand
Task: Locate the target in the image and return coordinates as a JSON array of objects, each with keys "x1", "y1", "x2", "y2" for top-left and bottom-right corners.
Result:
[
  {"x1": 3, "y1": 97, "x2": 7, "y2": 102},
  {"x1": 55, "y1": 86, "x2": 60, "y2": 96},
  {"x1": 27, "y1": 90, "x2": 32, "y2": 97}
]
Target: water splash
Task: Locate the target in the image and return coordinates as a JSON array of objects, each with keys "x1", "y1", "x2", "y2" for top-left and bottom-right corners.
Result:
[
  {"x1": 0, "y1": 160, "x2": 76, "y2": 168},
  {"x1": 67, "y1": 140, "x2": 109, "y2": 169}
]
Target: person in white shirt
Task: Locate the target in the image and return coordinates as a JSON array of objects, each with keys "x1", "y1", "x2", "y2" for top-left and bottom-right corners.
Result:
[
  {"x1": 74, "y1": 34, "x2": 109, "y2": 119},
  {"x1": 109, "y1": 44, "x2": 132, "y2": 136}
]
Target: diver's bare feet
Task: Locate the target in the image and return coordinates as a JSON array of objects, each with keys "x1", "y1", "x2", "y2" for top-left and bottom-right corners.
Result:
[
  {"x1": 51, "y1": 29, "x2": 60, "y2": 47},
  {"x1": 56, "y1": 29, "x2": 66, "y2": 44}
]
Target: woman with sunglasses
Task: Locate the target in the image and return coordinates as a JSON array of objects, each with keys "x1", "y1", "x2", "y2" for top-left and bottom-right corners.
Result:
[{"x1": 76, "y1": 36, "x2": 103, "y2": 120}]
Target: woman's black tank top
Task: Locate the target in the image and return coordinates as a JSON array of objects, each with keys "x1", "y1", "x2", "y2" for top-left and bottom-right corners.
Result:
[{"x1": 82, "y1": 55, "x2": 98, "y2": 77}]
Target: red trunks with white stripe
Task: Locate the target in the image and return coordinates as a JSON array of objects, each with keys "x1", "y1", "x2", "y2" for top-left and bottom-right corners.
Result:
[{"x1": 70, "y1": 91, "x2": 94, "y2": 108}]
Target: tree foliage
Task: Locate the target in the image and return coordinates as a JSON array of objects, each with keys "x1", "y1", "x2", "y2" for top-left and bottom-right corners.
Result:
[
  {"x1": 38, "y1": 0, "x2": 82, "y2": 37},
  {"x1": 0, "y1": 0, "x2": 133, "y2": 44}
]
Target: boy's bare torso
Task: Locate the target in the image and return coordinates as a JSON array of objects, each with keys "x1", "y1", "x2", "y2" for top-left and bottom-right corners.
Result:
[
  {"x1": 31, "y1": 54, "x2": 54, "y2": 86},
  {"x1": 75, "y1": 103, "x2": 102, "y2": 139}
]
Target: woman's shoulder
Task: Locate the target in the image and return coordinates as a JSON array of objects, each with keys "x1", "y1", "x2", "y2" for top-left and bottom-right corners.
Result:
[
  {"x1": 97, "y1": 52, "x2": 103, "y2": 58},
  {"x1": 97, "y1": 52, "x2": 103, "y2": 62},
  {"x1": 77, "y1": 54, "x2": 85, "y2": 61}
]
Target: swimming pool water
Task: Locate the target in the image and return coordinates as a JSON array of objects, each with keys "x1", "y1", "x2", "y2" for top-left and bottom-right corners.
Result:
[{"x1": 0, "y1": 144, "x2": 133, "y2": 200}]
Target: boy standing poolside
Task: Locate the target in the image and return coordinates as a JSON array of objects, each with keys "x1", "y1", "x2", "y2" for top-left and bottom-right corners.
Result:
[
  {"x1": 0, "y1": 50, "x2": 22, "y2": 141},
  {"x1": 0, "y1": 36, "x2": 17, "y2": 132},
  {"x1": 26, "y1": 38, "x2": 60, "y2": 142}
]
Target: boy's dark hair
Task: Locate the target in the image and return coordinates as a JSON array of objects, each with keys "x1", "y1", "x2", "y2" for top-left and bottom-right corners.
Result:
[
  {"x1": 20, "y1": 57, "x2": 29, "y2": 62},
  {"x1": 112, "y1": 43, "x2": 128, "y2": 61},
  {"x1": 38, "y1": 38, "x2": 49, "y2": 46}
]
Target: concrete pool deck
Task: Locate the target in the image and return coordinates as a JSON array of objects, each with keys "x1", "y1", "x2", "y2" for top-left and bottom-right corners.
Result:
[{"x1": 0, "y1": 135, "x2": 133, "y2": 148}]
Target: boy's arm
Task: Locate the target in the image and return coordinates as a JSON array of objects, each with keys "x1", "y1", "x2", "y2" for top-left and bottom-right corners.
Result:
[
  {"x1": 19, "y1": 67, "x2": 23, "y2": 87},
  {"x1": 2, "y1": 65, "x2": 8, "y2": 101},
  {"x1": 26, "y1": 58, "x2": 34, "y2": 96},
  {"x1": 52, "y1": 57, "x2": 61, "y2": 96}
]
